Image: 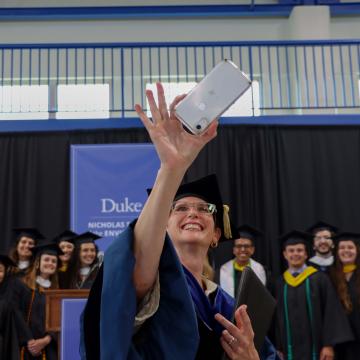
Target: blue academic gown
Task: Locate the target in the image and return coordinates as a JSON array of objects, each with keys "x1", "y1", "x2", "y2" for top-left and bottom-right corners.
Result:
[{"x1": 80, "y1": 225, "x2": 278, "y2": 360}]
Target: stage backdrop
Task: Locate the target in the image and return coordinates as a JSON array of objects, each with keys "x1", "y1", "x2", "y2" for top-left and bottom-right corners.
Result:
[
  {"x1": 64, "y1": 143, "x2": 159, "y2": 360},
  {"x1": 70, "y1": 143, "x2": 159, "y2": 250}
]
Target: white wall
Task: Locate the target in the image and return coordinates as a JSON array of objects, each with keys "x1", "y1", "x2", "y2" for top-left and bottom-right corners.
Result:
[{"x1": 0, "y1": 6, "x2": 359, "y2": 44}]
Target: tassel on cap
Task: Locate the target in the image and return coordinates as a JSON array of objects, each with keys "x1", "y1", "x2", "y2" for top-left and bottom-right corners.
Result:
[{"x1": 223, "y1": 204, "x2": 232, "y2": 239}]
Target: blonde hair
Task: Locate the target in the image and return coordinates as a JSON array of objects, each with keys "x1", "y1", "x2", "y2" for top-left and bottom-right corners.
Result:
[{"x1": 202, "y1": 255, "x2": 215, "y2": 281}]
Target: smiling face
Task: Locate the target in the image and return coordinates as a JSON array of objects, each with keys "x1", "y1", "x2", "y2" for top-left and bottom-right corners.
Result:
[
  {"x1": 313, "y1": 229, "x2": 334, "y2": 256},
  {"x1": 233, "y1": 238, "x2": 255, "y2": 266},
  {"x1": 283, "y1": 243, "x2": 308, "y2": 269},
  {"x1": 16, "y1": 236, "x2": 36, "y2": 260},
  {"x1": 39, "y1": 254, "x2": 58, "y2": 279},
  {"x1": 59, "y1": 241, "x2": 75, "y2": 263},
  {"x1": 167, "y1": 196, "x2": 221, "y2": 250},
  {"x1": 338, "y1": 240, "x2": 358, "y2": 265},
  {"x1": 79, "y1": 243, "x2": 97, "y2": 267}
]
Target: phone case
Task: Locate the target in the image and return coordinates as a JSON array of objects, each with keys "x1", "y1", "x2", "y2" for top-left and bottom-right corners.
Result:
[{"x1": 175, "y1": 59, "x2": 251, "y2": 135}]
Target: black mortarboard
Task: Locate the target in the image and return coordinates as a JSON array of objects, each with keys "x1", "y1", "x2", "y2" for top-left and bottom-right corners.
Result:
[
  {"x1": 13, "y1": 227, "x2": 45, "y2": 244},
  {"x1": 173, "y1": 174, "x2": 232, "y2": 241},
  {"x1": 72, "y1": 231, "x2": 101, "y2": 246},
  {"x1": 0, "y1": 254, "x2": 16, "y2": 268},
  {"x1": 32, "y1": 242, "x2": 64, "y2": 258},
  {"x1": 306, "y1": 221, "x2": 338, "y2": 236},
  {"x1": 280, "y1": 230, "x2": 312, "y2": 250},
  {"x1": 235, "y1": 224, "x2": 263, "y2": 243},
  {"x1": 334, "y1": 232, "x2": 360, "y2": 245},
  {"x1": 53, "y1": 230, "x2": 78, "y2": 245}
]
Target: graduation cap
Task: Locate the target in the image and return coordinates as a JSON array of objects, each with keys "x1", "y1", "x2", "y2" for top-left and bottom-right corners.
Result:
[
  {"x1": 32, "y1": 242, "x2": 64, "y2": 258},
  {"x1": 334, "y1": 232, "x2": 360, "y2": 245},
  {"x1": 280, "y1": 230, "x2": 312, "y2": 250},
  {"x1": 173, "y1": 174, "x2": 232, "y2": 241},
  {"x1": 72, "y1": 231, "x2": 101, "y2": 246},
  {"x1": 306, "y1": 221, "x2": 338, "y2": 236},
  {"x1": 13, "y1": 227, "x2": 45, "y2": 244},
  {"x1": 234, "y1": 224, "x2": 263, "y2": 244},
  {"x1": 0, "y1": 254, "x2": 16, "y2": 268},
  {"x1": 53, "y1": 230, "x2": 78, "y2": 245}
]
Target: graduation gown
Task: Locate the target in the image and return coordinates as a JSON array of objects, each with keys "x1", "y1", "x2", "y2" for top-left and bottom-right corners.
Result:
[
  {"x1": 275, "y1": 267, "x2": 353, "y2": 360},
  {"x1": 220, "y1": 258, "x2": 267, "y2": 298},
  {"x1": 0, "y1": 275, "x2": 35, "y2": 360},
  {"x1": 335, "y1": 273, "x2": 360, "y2": 360},
  {"x1": 81, "y1": 225, "x2": 279, "y2": 360},
  {"x1": 0, "y1": 299, "x2": 22, "y2": 360},
  {"x1": 58, "y1": 265, "x2": 69, "y2": 289},
  {"x1": 308, "y1": 255, "x2": 334, "y2": 273},
  {"x1": 78, "y1": 264, "x2": 101, "y2": 289},
  {"x1": 14, "y1": 286, "x2": 58, "y2": 360}
]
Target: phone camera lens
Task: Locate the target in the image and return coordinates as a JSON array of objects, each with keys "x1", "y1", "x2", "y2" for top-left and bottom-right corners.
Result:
[{"x1": 196, "y1": 124, "x2": 202, "y2": 130}]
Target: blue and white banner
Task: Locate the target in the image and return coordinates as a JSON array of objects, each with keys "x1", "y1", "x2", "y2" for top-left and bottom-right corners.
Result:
[
  {"x1": 61, "y1": 299, "x2": 87, "y2": 360},
  {"x1": 70, "y1": 143, "x2": 159, "y2": 250}
]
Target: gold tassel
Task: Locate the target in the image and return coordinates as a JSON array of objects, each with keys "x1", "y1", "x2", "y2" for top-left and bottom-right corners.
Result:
[{"x1": 223, "y1": 204, "x2": 232, "y2": 239}]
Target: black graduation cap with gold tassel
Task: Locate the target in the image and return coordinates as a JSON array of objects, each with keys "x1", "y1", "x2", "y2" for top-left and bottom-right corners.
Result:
[{"x1": 173, "y1": 174, "x2": 232, "y2": 241}]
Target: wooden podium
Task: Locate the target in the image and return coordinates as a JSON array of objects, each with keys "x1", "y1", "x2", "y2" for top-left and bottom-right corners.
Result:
[{"x1": 44, "y1": 289, "x2": 89, "y2": 332}]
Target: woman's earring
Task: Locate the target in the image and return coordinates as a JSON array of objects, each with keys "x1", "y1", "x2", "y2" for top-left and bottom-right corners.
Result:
[{"x1": 210, "y1": 241, "x2": 218, "y2": 248}]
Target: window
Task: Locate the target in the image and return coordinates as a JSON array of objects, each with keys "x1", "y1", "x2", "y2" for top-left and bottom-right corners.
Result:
[
  {"x1": 146, "y1": 81, "x2": 260, "y2": 117},
  {"x1": 0, "y1": 85, "x2": 49, "y2": 120},
  {"x1": 56, "y1": 84, "x2": 110, "y2": 119}
]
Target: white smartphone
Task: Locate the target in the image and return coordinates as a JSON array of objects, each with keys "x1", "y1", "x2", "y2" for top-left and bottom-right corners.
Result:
[{"x1": 175, "y1": 59, "x2": 251, "y2": 135}]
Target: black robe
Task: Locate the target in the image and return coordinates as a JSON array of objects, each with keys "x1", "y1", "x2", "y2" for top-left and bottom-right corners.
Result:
[
  {"x1": 0, "y1": 276, "x2": 33, "y2": 359},
  {"x1": 275, "y1": 269, "x2": 353, "y2": 360},
  {"x1": 335, "y1": 274, "x2": 360, "y2": 360},
  {"x1": 0, "y1": 300, "x2": 27, "y2": 360},
  {"x1": 22, "y1": 288, "x2": 58, "y2": 360}
]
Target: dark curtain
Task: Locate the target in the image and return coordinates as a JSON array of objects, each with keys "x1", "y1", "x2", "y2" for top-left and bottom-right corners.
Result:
[{"x1": 1, "y1": 125, "x2": 360, "y2": 277}]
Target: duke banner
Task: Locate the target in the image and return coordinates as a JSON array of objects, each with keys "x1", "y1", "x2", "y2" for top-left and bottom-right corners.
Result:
[
  {"x1": 65, "y1": 144, "x2": 159, "y2": 360},
  {"x1": 70, "y1": 143, "x2": 159, "y2": 250}
]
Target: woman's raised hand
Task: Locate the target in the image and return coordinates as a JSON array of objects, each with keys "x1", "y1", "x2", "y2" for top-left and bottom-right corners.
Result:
[{"x1": 135, "y1": 82, "x2": 218, "y2": 172}]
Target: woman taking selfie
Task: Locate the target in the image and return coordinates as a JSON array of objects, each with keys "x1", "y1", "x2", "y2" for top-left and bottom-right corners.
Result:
[{"x1": 82, "y1": 83, "x2": 277, "y2": 360}]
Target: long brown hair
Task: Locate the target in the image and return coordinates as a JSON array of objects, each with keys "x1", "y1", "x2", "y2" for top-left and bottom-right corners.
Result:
[
  {"x1": 8, "y1": 240, "x2": 35, "y2": 274},
  {"x1": 329, "y1": 240, "x2": 360, "y2": 313},
  {"x1": 22, "y1": 254, "x2": 59, "y2": 290},
  {"x1": 65, "y1": 242, "x2": 99, "y2": 289}
]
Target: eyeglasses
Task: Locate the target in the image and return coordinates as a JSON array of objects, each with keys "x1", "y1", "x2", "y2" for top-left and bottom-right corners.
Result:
[
  {"x1": 233, "y1": 244, "x2": 253, "y2": 250},
  {"x1": 171, "y1": 202, "x2": 217, "y2": 215},
  {"x1": 314, "y1": 236, "x2": 332, "y2": 241}
]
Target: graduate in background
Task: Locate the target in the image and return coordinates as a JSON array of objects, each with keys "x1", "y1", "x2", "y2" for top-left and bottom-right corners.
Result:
[
  {"x1": 65, "y1": 232, "x2": 102, "y2": 289},
  {"x1": 8, "y1": 228, "x2": 45, "y2": 277},
  {"x1": 21, "y1": 243, "x2": 62, "y2": 360},
  {"x1": 329, "y1": 232, "x2": 360, "y2": 359},
  {"x1": 0, "y1": 255, "x2": 33, "y2": 360},
  {"x1": 220, "y1": 225, "x2": 267, "y2": 298},
  {"x1": 54, "y1": 230, "x2": 78, "y2": 289},
  {"x1": 274, "y1": 230, "x2": 353, "y2": 360},
  {"x1": 81, "y1": 83, "x2": 278, "y2": 360},
  {"x1": 307, "y1": 221, "x2": 337, "y2": 272}
]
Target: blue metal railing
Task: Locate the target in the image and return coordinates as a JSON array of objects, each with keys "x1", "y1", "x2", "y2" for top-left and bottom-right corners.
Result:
[{"x1": 0, "y1": 40, "x2": 360, "y2": 122}]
